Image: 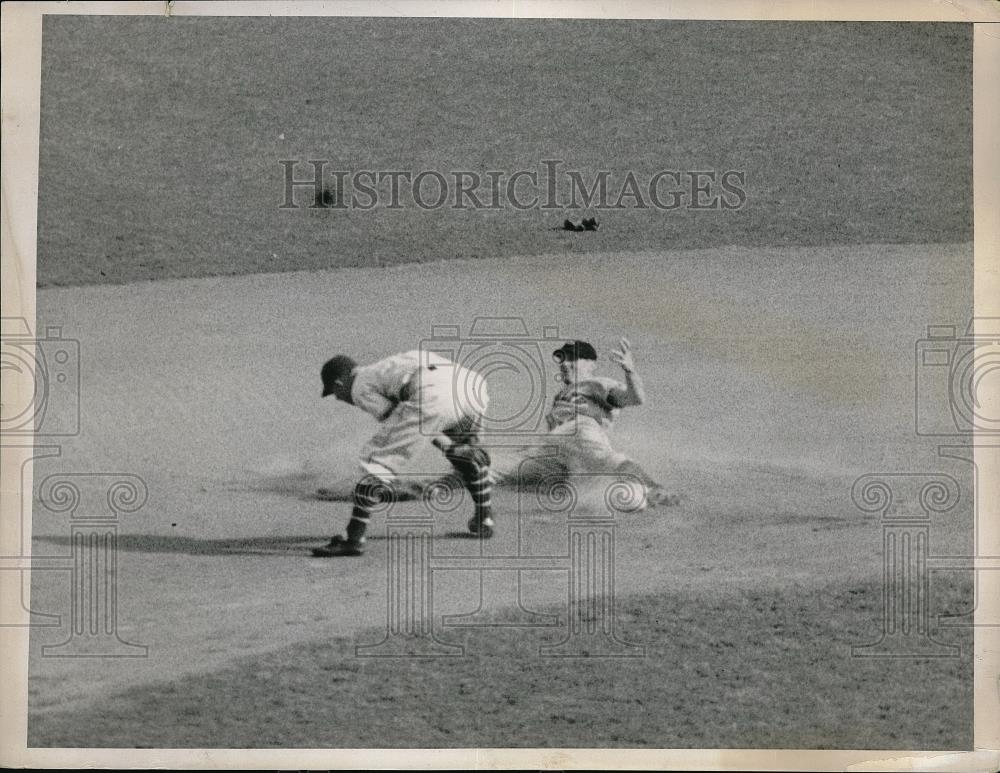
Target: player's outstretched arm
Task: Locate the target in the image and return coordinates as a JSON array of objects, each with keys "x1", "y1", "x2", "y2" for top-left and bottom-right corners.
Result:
[{"x1": 609, "y1": 337, "x2": 646, "y2": 407}]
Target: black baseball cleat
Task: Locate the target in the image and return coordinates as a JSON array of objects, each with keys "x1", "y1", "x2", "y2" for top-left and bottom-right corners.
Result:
[
  {"x1": 582, "y1": 217, "x2": 599, "y2": 231},
  {"x1": 468, "y1": 515, "x2": 495, "y2": 539},
  {"x1": 311, "y1": 535, "x2": 366, "y2": 557}
]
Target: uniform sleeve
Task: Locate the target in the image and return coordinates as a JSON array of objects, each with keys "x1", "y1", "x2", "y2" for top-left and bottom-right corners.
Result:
[
  {"x1": 351, "y1": 353, "x2": 422, "y2": 421},
  {"x1": 352, "y1": 378, "x2": 396, "y2": 421}
]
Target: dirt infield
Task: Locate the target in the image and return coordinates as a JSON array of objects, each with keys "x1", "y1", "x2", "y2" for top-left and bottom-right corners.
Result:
[{"x1": 26, "y1": 244, "x2": 974, "y2": 748}]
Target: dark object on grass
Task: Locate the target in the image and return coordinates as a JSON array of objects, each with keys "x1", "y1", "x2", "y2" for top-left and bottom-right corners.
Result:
[
  {"x1": 316, "y1": 188, "x2": 338, "y2": 207},
  {"x1": 559, "y1": 218, "x2": 598, "y2": 232}
]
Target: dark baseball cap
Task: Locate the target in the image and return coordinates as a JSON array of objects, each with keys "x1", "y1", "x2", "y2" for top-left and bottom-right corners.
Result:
[
  {"x1": 552, "y1": 340, "x2": 597, "y2": 363},
  {"x1": 321, "y1": 354, "x2": 357, "y2": 397}
]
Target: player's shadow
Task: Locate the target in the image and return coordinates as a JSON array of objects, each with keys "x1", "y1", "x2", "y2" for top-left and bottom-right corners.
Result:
[
  {"x1": 231, "y1": 470, "x2": 434, "y2": 504},
  {"x1": 443, "y1": 530, "x2": 483, "y2": 539},
  {"x1": 38, "y1": 527, "x2": 492, "y2": 556},
  {"x1": 33, "y1": 534, "x2": 377, "y2": 557}
]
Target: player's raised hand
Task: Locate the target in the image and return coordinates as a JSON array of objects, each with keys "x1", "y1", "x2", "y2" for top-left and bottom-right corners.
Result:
[{"x1": 609, "y1": 337, "x2": 636, "y2": 373}]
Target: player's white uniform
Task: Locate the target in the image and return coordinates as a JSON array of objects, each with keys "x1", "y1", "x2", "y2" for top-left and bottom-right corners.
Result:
[
  {"x1": 351, "y1": 350, "x2": 488, "y2": 482},
  {"x1": 544, "y1": 376, "x2": 630, "y2": 472},
  {"x1": 493, "y1": 376, "x2": 632, "y2": 483}
]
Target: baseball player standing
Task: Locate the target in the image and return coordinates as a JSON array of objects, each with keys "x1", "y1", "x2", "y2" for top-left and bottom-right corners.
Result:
[{"x1": 312, "y1": 350, "x2": 494, "y2": 557}]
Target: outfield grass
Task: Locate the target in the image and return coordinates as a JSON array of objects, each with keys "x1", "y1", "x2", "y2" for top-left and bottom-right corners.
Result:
[
  {"x1": 28, "y1": 576, "x2": 972, "y2": 749},
  {"x1": 37, "y1": 19, "x2": 971, "y2": 286}
]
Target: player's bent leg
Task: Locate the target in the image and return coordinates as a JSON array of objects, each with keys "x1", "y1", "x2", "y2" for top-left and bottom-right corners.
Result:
[
  {"x1": 556, "y1": 416, "x2": 628, "y2": 474},
  {"x1": 312, "y1": 475, "x2": 393, "y2": 557},
  {"x1": 442, "y1": 442, "x2": 494, "y2": 538},
  {"x1": 561, "y1": 418, "x2": 681, "y2": 509},
  {"x1": 359, "y1": 402, "x2": 428, "y2": 480}
]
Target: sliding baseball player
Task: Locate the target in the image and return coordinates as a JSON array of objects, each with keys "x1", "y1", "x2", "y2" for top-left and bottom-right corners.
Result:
[{"x1": 511, "y1": 337, "x2": 677, "y2": 505}]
